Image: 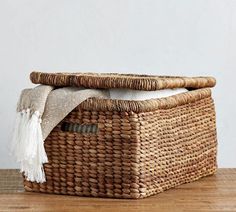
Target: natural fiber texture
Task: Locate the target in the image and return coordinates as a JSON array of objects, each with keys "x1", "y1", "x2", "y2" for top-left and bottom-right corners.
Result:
[
  {"x1": 23, "y1": 88, "x2": 217, "y2": 199},
  {"x1": 80, "y1": 88, "x2": 211, "y2": 112},
  {"x1": 30, "y1": 71, "x2": 216, "y2": 91}
]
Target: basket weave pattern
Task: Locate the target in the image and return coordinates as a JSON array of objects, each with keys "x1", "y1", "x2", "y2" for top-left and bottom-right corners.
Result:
[
  {"x1": 24, "y1": 88, "x2": 217, "y2": 198},
  {"x1": 30, "y1": 72, "x2": 216, "y2": 91}
]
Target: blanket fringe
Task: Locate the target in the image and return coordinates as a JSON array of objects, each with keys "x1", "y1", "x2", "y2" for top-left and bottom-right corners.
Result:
[{"x1": 10, "y1": 108, "x2": 47, "y2": 183}]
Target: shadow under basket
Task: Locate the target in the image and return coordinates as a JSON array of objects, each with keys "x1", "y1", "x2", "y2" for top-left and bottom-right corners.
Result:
[{"x1": 23, "y1": 72, "x2": 217, "y2": 199}]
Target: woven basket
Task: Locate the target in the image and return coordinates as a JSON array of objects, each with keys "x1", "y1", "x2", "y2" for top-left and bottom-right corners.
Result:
[{"x1": 23, "y1": 72, "x2": 217, "y2": 199}]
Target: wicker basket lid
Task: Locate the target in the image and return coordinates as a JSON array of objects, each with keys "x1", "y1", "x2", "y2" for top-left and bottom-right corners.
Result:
[{"x1": 30, "y1": 71, "x2": 216, "y2": 91}]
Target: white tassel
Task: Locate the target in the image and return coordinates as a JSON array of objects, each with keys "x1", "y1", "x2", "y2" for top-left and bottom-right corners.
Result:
[
  {"x1": 10, "y1": 109, "x2": 48, "y2": 183},
  {"x1": 25, "y1": 111, "x2": 41, "y2": 159},
  {"x1": 10, "y1": 111, "x2": 21, "y2": 157}
]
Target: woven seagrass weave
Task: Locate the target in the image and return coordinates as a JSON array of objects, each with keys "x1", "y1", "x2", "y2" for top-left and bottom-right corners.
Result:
[
  {"x1": 24, "y1": 72, "x2": 217, "y2": 199},
  {"x1": 30, "y1": 71, "x2": 216, "y2": 91}
]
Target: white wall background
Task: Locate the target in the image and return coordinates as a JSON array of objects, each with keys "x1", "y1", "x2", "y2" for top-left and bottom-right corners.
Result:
[{"x1": 0, "y1": 0, "x2": 235, "y2": 168}]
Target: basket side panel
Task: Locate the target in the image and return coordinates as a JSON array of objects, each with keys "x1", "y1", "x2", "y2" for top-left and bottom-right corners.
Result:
[
  {"x1": 137, "y1": 96, "x2": 217, "y2": 198},
  {"x1": 24, "y1": 110, "x2": 142, "y2": 199}
]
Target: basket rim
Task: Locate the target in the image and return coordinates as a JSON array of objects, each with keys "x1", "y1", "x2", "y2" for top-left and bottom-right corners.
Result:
[
  {"x1": 30, "y1": 71, "x2": 216, "y2": 91},
  {"x1": 78, "y1": 88, "x2": 212, "y2": 112}
]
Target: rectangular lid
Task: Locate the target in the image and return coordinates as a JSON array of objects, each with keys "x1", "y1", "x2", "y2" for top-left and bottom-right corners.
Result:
[{"x1": 30, "y1": 72, "x2": 216, "y2": 91}]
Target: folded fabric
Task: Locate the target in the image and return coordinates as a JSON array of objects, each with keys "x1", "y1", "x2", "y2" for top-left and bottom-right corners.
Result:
[
  {"x1": 10, "y1": 85, "x2": 109, "y2": 183},
  {"x1": 109, "y1": 88, "x2": 188, "y2": 100}
]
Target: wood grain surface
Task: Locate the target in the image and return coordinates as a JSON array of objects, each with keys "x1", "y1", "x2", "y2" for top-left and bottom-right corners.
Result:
[{"x1": 0, "y1": 169, "x2": 236, "y2": 212}]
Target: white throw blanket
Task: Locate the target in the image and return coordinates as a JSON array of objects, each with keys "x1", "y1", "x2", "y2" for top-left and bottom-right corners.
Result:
[
  {"x1": 10, "y1": 85, "x2": 109, "y2": 183},
  {"x1": 109, "y1": 88, "x2": 187, "y2": 100},
  {"x1": 10, "y1": 85, "x2": 187, "y2": 183}
]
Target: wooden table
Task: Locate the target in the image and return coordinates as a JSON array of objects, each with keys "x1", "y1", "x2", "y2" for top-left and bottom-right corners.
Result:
[{"x1": 0, "y1": 169, "x2": 236, "y2": 212}]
